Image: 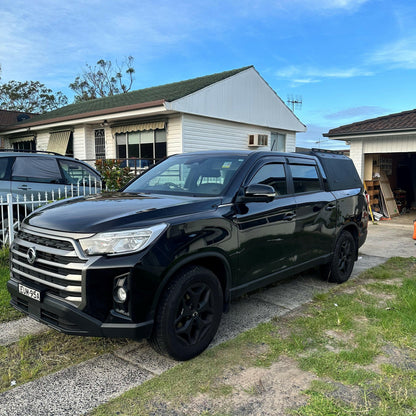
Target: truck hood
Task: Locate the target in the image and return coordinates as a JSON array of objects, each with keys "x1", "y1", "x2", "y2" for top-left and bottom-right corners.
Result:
[{"x1": 25, "y1": 192, "x2": 222, "y2": 233}]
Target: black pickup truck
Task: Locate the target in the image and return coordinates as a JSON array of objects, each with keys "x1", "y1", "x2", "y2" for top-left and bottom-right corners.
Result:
[{"x1": 8, "y1": 150, "x2": 368, "y2": 360}]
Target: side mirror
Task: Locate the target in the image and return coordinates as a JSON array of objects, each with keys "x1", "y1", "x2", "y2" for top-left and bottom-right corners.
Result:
[{"x1": 238, "y1": 184, "x2": 276, "y2": 203}]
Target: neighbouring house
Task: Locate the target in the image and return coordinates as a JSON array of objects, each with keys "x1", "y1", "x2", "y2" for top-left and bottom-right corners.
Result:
[
  {"x1": 324, "y1": 109, "x2": 416, "y2": 209},
  {"x1": 0, "y1": 110, "x2": 36, "y2": 149},
  {"x1": 0, "y1": 66, "x2": 305, "y2": 166}
]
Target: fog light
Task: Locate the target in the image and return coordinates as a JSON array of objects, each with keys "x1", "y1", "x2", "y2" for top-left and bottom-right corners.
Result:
[{"x1": 117, "y1": 287, "x2": 127, "y2": 302}]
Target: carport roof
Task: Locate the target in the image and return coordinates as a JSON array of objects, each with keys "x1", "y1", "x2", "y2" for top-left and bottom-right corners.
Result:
[
  {"x1": 324, "y1": 108, "x2": 416, "y2": 137},
  {"x1": 2, "y1": 66, "x2": 252, "y2": 129}
]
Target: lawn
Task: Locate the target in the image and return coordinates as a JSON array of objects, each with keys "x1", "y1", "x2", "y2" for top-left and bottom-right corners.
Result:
[
  {"x1": 2, "y1": 255, "x2": 416, "y2": 415},
  {"x1": 0, "y1": 248, "x2": 22, "y2": 323},
  {"x1": 90, "y1": 257, "x2": 416, "y2": 416}
]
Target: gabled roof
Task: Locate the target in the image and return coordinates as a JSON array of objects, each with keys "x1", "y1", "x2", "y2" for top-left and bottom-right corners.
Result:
[
  {"x1": 5, "y1": 66, "x2": 252, "y2": 129},
  {"x1": 324, "y1": 109, "x2": 416, "y2": 137}
]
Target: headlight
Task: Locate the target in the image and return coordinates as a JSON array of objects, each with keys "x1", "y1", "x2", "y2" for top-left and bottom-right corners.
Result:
[{"x1": 79, "y1": 223, "x2": 167, "y2": 256}]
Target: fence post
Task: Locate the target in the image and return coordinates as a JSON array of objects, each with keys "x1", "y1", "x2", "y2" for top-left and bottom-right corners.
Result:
[{"x1": 7, "y1": 194, "x2": 14, "y2": 244}]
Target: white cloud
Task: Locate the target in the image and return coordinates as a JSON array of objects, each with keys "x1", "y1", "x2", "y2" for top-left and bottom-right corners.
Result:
[
  {"x1": 325, "y1": 106, "x2": 389, "y2": 120},
  {"x1": 276, "y1": 65, "x2": 373, "y2": 83},
  {"x1": 292, "y1": 0, "x2": 370, "y2": 10},
  {"x1": 0, "y1": 0, "x2": 208, "y2": 86},
  {"x1": 369, "y1": 37, "x2": 416, "y2": 69},
  {"x1": 293, "y1": 78, "x2": 321, "y2": 84}
]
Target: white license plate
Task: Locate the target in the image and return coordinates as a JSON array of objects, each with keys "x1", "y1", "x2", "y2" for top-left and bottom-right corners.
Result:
[{"x1": 18, "y1": 284, "x2": 41, "y2": 301}]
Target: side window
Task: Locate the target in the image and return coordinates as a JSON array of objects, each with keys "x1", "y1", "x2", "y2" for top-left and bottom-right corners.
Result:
[
  {"x1": 0, "y1": 158, "x2": 11, "y2": 180},
  {"x1": 12, "y1": 157, "x2": 62, "y2": 183},
  {"x1": 59, "y1": 160, "x2": 100, "y2": 185},
  {"x1": 249, "y1": 163, "x2": 287, "y2": 195},
  {"x1": 289, "y1": 164, "x2": 322, "y2": 193}
]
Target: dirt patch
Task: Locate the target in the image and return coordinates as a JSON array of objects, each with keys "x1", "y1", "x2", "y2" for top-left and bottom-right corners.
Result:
[{"x1": 153, "y1": 357, "x2": 317, "y2": 416}]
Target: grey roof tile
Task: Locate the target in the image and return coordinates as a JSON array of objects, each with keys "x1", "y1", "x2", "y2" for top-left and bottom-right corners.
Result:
[{"x1": 325, "y1": 109, "x2": 416, "y2": 137}]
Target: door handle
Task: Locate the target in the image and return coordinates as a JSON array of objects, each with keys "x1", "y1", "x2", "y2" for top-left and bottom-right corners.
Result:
[
  {"x1": 283, "y1": 212, "x2": 296, "y2": 221},
  {"x1": 325, "y1": 204, "x2": 336, "y2": 211}
]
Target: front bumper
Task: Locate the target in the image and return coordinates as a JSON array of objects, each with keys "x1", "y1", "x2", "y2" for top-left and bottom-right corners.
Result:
[{"x1": 7, "y1": 278, "x2": 153, "y2": 339}]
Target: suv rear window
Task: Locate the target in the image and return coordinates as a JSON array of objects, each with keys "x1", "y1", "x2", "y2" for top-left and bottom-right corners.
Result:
[{"x1": 314, "y1": 152, "x2": 362, "y2": 191}]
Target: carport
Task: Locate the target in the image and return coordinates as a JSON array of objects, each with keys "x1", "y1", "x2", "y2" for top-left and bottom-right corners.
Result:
[{"x1": 324, "y1": 109, "x2": 416, "y2": 213}]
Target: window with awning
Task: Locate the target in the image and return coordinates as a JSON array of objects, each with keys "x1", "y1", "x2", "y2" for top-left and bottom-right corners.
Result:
[
  {"x1": 47, "y1": 131, "x2": 72, "y2": 155},
  {"x1": 114, "y1": 121, "x2": 167, "y2": 165},
  {"x1": 9, "y1": 135, "x2": 36, "y2": 151},
  {"x1": 111, "y1": 121, "x2": 165, "y2": 135}
]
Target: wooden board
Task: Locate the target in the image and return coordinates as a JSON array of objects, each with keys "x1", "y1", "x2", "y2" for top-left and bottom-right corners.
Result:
[{"x1": 379, "y1": 172, "x2": 399, "y2": 217}]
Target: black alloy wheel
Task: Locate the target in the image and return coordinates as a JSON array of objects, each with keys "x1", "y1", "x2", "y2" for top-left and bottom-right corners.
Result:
[
  {"x1": 149, "y1": 266, "x2": 223, "y2": 361},
  {"x1": 328, "y1": 231, "x2": 356, "y2": 283}
]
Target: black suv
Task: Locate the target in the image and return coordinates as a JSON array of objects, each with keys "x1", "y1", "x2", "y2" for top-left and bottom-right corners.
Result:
[{"x1": 8, "y1": 150, "x2": 368, "y2": 360}]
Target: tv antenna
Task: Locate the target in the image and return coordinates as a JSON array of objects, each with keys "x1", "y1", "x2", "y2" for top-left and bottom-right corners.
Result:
[{"x1": 287, "y1": 95, "x2": 303, "y2": 112}]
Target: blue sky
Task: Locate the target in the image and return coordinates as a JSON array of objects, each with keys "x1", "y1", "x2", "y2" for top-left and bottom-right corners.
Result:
[{"x1": 1, "y1": 0, "x2": 416, "y2": 149}]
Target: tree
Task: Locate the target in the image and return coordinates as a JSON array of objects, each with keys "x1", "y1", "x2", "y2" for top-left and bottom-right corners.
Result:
[
  {"x1": 69, "y1": 56, "x2": 135, "y2": 102},
  {"x1": 0, "y1": 80, "x2": 68, "y2": 114}
]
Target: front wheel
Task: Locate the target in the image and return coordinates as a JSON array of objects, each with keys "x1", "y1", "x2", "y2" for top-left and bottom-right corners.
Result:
[
  {"x1": 149, "y1": 266, "x2": 223, "y2": 361},
  {"x1": 323, "y1": 231, "x2": 356, "y2": 284}
]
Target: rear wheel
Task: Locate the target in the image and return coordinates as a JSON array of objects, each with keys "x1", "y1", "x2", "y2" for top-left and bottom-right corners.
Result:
[
  {"x1": 323, "y1": 231, "x2": 356, "y2": 283},
  {"x1": 149, "y1": 266, "x2": 223, "y2": 361}
]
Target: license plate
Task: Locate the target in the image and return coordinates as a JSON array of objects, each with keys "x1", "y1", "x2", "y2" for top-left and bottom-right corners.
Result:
[{"x1": 18, "y1": 284, "x2": 41, "y2": 301}]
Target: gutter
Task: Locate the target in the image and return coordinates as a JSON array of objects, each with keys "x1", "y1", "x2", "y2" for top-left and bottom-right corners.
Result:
[
  {"x1": 323, "y1": 127, "x2": 416, "y2": 138},
  {"x1": 0, "y1": 100, "x2": 166, "y2": 133}
]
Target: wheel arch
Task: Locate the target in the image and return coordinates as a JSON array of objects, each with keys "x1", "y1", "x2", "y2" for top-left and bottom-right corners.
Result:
[
  {"x1": 150, "y1": 252, "x2": 232, "y2": 319},
  {"x1": 337, "y1": 223, "x2": 359, "y2": 259}
]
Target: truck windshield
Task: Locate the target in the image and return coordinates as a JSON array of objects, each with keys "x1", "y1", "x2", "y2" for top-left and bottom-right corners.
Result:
[{"x1": 124, "y1": 154, "x2": 247, "y2": 196}]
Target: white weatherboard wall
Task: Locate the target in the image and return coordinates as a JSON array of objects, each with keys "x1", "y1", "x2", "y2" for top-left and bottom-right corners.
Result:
[
  {"x1": 166, "y1": 67, "x2": 306, "y2": 134},
  {"x1": 73, "y1": 127, "x2": 87, "y2": 160},
  {"x1": 166, "y1": 114, "x2": 183, "y2": 155},
  {"x1": 182, "y1": 114, "x2": 270, "y2": 152},
  {"x1": 362, "y1": 133, "x2": 416, "y2": 153},
  {"x1": 34, "y1": 131, "x2": 49, "y2": 151},
  {"x1": 285, "y1": 132, "x2": 296, "y2": 153}
]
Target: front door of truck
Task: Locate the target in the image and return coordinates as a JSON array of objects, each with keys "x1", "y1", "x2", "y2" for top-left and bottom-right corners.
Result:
[{"x1": 233, "y1": 160, "x2": 298, "y2": 287}]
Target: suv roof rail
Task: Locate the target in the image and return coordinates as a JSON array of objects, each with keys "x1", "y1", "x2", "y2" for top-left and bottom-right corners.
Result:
[
  {"x1": 0, "y1": 148, "x2": 63, "y2": 156},
  {"x1": 310, "y1": 148, "x2": 345, "y2": 155}
]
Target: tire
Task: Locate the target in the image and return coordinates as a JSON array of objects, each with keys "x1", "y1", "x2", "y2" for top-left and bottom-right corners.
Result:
[
  {"x1": 149, "y1": 266, "x2": 223, "y2": 361},
  {"x1": 324, "y1": 231, "x2": 356, "y2": 284}
]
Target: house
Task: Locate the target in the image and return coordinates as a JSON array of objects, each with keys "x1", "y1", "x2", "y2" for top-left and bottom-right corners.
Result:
[
  {"x1": 0, "y1": 110, "x2": 36, "y2": 149},
  {"x1": 0, "y1": 66, "x2": 306, "y2": 165},
  {"x1": 324, "y1": 109, "x2": 416, "y2": 208}
]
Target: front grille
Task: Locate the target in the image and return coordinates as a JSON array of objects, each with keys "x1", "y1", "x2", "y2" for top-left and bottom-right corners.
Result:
[{"x1": 11, "y1": 227, "x2": 88, "y2": 307}]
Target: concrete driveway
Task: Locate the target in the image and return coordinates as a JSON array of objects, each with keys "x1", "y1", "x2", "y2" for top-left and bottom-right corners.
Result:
[{"x1": 1, "y1": 214, "x2": 415, "y2": 416}]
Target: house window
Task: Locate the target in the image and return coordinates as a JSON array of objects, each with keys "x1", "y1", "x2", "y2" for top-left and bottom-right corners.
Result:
[
  {"x1": 271, "y1": 133, "x2": 286, "y2": 152},
  {"x1": 116, "y1": 129, "x2": 167, "y2": 164},
  {"x1": 95, "y1": 129, "x2": 106, "y2": 159},
  {"x1": 13, "y1": 140, "x2": 36, "y2": 152}
]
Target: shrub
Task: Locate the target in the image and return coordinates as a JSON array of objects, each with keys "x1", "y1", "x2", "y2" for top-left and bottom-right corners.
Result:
[{"x1": 95, "y1": 159, "x2": 134, "y2": 191}]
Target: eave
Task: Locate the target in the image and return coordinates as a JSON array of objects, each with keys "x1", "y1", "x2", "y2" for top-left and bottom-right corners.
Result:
[
  {"x1": 324, "y1": 127, "x2": 416, "y2": 139},
  {"x1": 0, "y1": 100, "x2": 166, "y2": 134}
]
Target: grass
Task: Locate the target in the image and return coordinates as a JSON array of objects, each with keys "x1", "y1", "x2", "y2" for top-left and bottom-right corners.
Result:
[
  {"x1": 90, "y1": 257, "x2": 416, "y2": 416},
  {"x1": 2, "y1": 255, "x2": 416, "y2": 415},
  {"x1": 0, "y1": 247, "x2": 23, "y2": 322},
  {"x1": 0, "y1": 247, "x2": 131, "y2": 393},
  {"x1": 0, "y1": 331, "x2": 130, "y2": 392}
]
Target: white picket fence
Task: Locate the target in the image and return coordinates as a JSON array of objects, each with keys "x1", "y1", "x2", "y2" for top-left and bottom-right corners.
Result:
[{"x1": 0, "y1": 181, "x2": 102, "y2": 245}]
